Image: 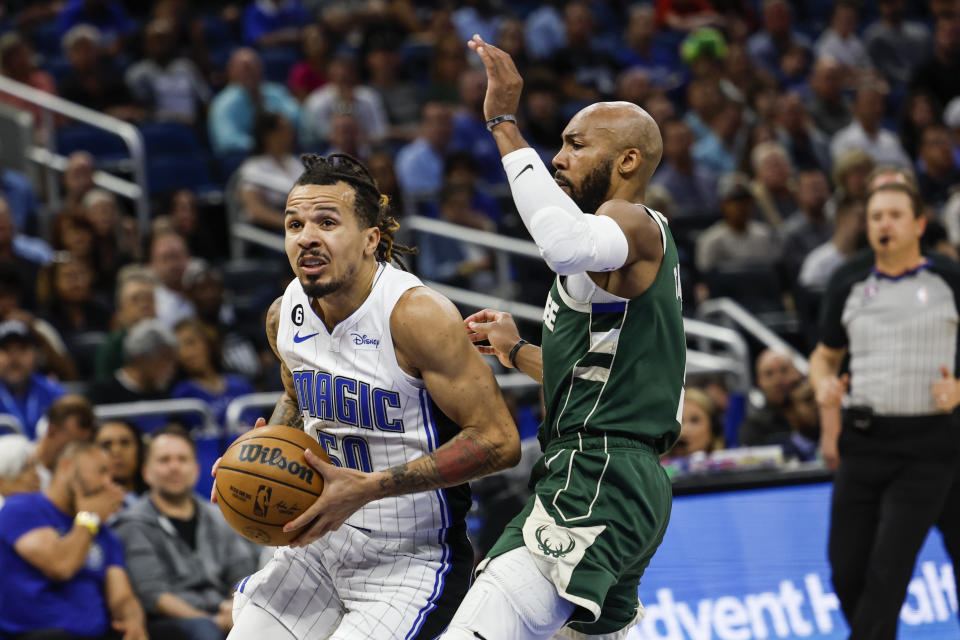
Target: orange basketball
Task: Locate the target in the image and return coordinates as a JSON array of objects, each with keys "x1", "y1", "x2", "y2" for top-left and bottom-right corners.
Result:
[{"x1": 215, "y1": 425, "x2": 329, "y2": 546}]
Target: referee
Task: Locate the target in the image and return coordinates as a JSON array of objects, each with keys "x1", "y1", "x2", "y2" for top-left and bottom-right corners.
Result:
[{"x1": 810, "y1": 181, "x2": 960, "y2": 639}]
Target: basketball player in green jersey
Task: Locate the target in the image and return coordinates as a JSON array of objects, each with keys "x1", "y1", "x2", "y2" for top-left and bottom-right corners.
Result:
[{"x1": 440, "y1": 36, "x2": 686, "y2": 640}]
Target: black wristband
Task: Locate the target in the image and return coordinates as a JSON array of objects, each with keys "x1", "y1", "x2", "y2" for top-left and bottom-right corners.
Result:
[
  {"x1": 485, "y1": 114, "x2": 517, "y2": 131},
  {"x1": 508, "y1": 339, "x2": 529, "y2": 369}
]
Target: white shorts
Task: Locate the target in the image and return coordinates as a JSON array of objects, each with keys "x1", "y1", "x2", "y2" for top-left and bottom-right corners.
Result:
[{"x1": 232, "y1": 523, "x2": 472, "y2": 640}]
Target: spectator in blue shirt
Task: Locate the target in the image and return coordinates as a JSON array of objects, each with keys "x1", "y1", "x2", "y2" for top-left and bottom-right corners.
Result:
[
  {"x1": 451, "y1": 69, "x2": 505, "y2": 187},
  {"x1": 242, "y1": 0, "x2": 308, "y2": 48},
  {"x1": 171, "y1": 318, "x2": 256, "y2": 432},
  {"x1": 524, "y1": 0, "x2": 565, "y2": 60},
  {"x1": 747, "y1": 0, "x2": 812, "y2": 75},
  {"x1": 208, "y1": 48, "x2": 300, "y2": 156},
  {"x1": 395, "y1": 102, "x2": 454, "y2": 207},
  {"x1": 0, "y1": 320, "x2": 64, "y2": 440},
  {"x1": 651, "y1": 119, "x2": 719, "y2": 218},
  {"x1": 615, "y1": 4, "x2": 680, "y2": 86},
  {"x1": 0, "y1": 158, "x2": 38, "y2": 236},
  {"x1": 0, "y1": 440, "x2": 146, "y2": 639}
]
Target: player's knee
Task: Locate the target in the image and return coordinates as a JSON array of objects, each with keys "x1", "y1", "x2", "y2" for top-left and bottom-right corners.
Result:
[
  {"x1": 442, "y1": 548, "x2": 574, "y2": 640},
  {"x1": 483, "y1": 549, "x2": 574, "y2": 633}
]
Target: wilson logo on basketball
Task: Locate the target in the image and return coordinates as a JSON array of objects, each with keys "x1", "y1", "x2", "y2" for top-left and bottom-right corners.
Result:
[{"x1": 237, "y1": 444, "x2": 316, "y2": 484}]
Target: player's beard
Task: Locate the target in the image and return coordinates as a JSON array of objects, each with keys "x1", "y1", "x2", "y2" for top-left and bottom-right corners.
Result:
[
  {"x1": 567, "y1": 156, "x2": 614, "y2": 214},
  {"x1": 300, "y1": 261, "x2": 356, "y2": 298}
]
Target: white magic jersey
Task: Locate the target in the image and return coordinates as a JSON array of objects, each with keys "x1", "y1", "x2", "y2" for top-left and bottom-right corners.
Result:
[{"x1": 276, "y1": 262, "x2": 468, "y2": 535}]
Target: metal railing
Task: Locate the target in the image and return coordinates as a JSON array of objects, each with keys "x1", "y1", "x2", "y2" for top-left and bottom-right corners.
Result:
[
  {"x1": 226, "y1": 215, "x2": 755, "y2": 387},
  {"x1": 94, "y1": 398, "x2": 218, "y2": 436},
  {"x1": 222, "y1": 371, "x2": 546, "y2": 435},
  {"x1": 224, "y1": 391, "x2": 282, "y2": 434},
  {"x1": 0, "y1": 76, "x2": 149, "y2": 235},
  {"x1": 698, "y1": 297, "x2": 809, "y2": 375}
]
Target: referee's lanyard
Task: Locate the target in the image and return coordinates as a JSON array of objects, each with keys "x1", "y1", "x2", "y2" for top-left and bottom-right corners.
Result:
[{"x1": 0, "y1": 380, "x2": 42, "y2": 436}]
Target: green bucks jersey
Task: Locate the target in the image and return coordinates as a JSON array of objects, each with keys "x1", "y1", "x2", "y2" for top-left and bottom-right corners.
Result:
[{"x1": 538, "y1": 207, "x2": 686, "y2": 453}]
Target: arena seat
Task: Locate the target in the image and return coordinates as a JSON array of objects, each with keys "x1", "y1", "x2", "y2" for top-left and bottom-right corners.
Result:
[
  {"x1": 56, "y1": 124, "x2": 129, "y2": 164},
  {"x1": 140, "y1": 121, "x2": 204, "y2": 157},
  {"x1": 147, "y1": 154, "x2": 217, "y2": 196},
  {"x1": 261, "y1": 46, "x2": 300, "y2": 84}
]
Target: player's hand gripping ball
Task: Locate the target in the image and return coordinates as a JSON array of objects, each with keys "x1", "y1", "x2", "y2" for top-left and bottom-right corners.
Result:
[{"x1": 215, "y1": 425, "x2": 330, "y2": 545}]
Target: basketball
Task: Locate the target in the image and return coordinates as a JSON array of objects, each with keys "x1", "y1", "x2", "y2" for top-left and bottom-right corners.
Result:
[{"x1": 215, "y1": 425, "x2": 329, "y2": 546}]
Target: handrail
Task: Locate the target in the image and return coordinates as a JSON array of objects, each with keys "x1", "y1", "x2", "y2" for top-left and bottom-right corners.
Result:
[
  {"x1": 94, "y1": 398, "x2": 218, "y2": 436},
  {"x1": 224, "y1": 391, "x2": 282, "y2": 434},
  {"x1": 223, "y1": 373, "x2": 544, "y2": 435},
  {"x1": 0, "y1": 76, "x2": 149, "y2": 234},
  {"x1": 698, "y1": 297, "x2": 809, "y2": 375},
  {"x1": 405, "y1": 216, "x2": 542, "y2": 259},
  {"x1": 686, "y1": 350, "x2": 751, "y2": 391},
  {"x1": 424, "y1": 280, "x2": 545, "y2": 323},
  {"x1": 232, "y1": 221, "x2": 284, "y2": 253}
]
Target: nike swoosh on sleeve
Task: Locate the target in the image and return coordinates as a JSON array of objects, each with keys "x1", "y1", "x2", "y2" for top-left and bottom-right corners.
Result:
[{"x1": 514, "y1": 164, "x2": 533, "y2": 181}]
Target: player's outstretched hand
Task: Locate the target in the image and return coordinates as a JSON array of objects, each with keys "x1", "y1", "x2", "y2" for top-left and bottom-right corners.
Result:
[
  {"x1": 210, "y1": 417, "x2": 268, "y2": 504},
  {"x1": 467, "y1": 34, "x2": 522, "y2": 122},
  {"x1": 464, "y1": 309, "x2": 521, "y2": 368},
  {"x1": 284, "y1": 448, "x2": 376, "y2": 547}
]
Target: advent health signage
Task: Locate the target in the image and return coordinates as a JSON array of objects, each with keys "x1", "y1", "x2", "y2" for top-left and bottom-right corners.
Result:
[{"x1": 629, "y1": 483, "x2": 958, "y2": 640}]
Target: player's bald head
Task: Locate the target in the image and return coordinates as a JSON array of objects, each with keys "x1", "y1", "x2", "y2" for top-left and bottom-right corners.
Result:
[{"x1": 568, "y1": 101, "x2": 663, "y2": 185}]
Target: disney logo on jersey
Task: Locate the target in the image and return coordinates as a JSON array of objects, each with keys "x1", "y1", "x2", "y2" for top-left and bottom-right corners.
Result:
[
  {"x1": 350, "y1": 333, "x2": 380, "y2": 349},
  {"x1": 236, "y1": 444, "x2": 316, "y2": 484}
]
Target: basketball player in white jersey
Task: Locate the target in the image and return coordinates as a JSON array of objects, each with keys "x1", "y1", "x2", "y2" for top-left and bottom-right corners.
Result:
[{"x1": 221, "y1": 154, "x2": 521, "y2": 640}]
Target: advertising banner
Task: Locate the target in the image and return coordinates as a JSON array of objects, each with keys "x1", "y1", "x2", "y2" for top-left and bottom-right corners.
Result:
[{"x1": 630, "y1": 483, "x2": 957, "y2": 639}]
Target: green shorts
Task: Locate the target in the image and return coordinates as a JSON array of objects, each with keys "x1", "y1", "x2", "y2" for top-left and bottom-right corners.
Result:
[{"x1": 482, "y1": 433, "x2": 672, "y2": 637}]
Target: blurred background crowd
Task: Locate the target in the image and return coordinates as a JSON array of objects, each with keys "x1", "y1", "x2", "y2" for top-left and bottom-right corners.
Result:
[
  {"x1": 1, "y1": 0, "x2": 960, "y2": 636},
  {"x1": 0, "y1": 0, "x2": 956, "y2": 555}
]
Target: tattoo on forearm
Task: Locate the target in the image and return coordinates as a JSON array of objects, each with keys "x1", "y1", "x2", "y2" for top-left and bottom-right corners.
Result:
[
  {"x1": 378, "y1": 431, "x2": 503, "y2": 495},
  {"x1": 270, "y1": 396, "x2": 304, "y2": 430}
]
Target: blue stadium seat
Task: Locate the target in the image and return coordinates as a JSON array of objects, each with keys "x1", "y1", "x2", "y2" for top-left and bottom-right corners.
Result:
[
  {"x1": 261, "y1": 46, "x2": 300, "y2": 84},
  {"x1": 30, "y1": 20, "x2": 61, "y2": 58},
  {"x1": 42, "y1": 55, "x2": 72, "y2": 86},
  {"x1": 56, "y1": 124, "x2": 129, "y2": 163},
  {"x1": 140, "y1": 121, "x2": 203, "y2": 157},
  {"x1": 216, "y1": 151, "x2": 250, "y2": 182},
  {"x1": 202, "y1": 15, "x2": 237, "y2": 48},
  {"x1": 147, "y1": 154, "x2": 216, "y2": 196}
]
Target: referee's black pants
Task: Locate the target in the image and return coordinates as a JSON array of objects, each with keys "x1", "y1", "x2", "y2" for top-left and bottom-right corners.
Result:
[
  {"x1": 936, "y1": 464, "x2": 960, "y2": 622},
  {"x1": 829, "y1": 414, "x2": 960, "y2": 640}
]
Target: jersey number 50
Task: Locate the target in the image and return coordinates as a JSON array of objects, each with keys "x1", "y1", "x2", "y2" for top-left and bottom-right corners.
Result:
[{"x1": 316, "y1": 433, "x2": 373, "y2": 472}]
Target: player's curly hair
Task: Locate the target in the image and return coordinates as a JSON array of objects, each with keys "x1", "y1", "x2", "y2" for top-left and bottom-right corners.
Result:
[{"x1": 296, "y1": 153, "x2": 417, "y2": 269}]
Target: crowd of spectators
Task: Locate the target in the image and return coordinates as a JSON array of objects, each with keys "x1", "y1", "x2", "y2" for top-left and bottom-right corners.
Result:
[{"x1": 0, "y1": 0, "x2": 955, "y2": 448}]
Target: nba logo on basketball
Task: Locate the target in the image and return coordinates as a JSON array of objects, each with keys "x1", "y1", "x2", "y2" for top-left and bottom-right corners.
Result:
[{"x1": 254, "y1": 485, "x2": 272, "y2": 517}]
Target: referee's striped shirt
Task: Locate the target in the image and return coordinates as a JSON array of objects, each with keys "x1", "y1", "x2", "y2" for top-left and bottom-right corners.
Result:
[{"x1": 820, "y1": 252, "x2": 960, "y2": 416}]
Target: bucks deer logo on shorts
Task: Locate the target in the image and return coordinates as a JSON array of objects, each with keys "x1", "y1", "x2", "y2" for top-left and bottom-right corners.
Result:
[
  {"x1": 254, "y1": 485, "x2": 272, "y2": 517},
  {"x1": 535, "y1": 524, "x2": 576, "y2": 558}
]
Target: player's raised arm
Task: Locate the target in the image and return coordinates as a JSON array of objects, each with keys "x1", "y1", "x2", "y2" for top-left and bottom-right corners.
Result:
[{"x1": 467, "y1": 35, "x2": 664, "y2": 279}]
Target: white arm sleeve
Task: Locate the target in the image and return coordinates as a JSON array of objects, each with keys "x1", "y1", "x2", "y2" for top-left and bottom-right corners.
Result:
[{"x1": 502, "y1": 147, "x2": 629, "y2": 275}]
